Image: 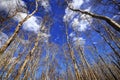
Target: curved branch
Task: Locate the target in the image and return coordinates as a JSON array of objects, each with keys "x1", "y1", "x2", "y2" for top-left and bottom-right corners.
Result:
[{"x1": 69, "y1": 7, "x2": 120, "y2": 32}]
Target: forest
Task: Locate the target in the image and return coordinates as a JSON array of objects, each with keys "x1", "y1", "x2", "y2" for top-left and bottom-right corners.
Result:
[{"x1": 0, "y1": 0, "x2": 120, "y2": 80}]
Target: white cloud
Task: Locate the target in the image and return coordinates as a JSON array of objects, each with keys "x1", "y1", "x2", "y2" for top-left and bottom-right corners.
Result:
[
  {"x1": 63, "y1": 7, "x2": 75, "y2": 22},
  {"x1": 39, "y1": 0, "x2": 51, "y2": 12},
  {"x1": 63, "y1": 0, "x2": 92, "y2": 32},
  {"x1": 72, "y1": 18, "x2": 79, "y2": 28},
  {"x1": 0, "y1": 0, "x2": 50, "y2": 42},
  {"x1": 72, "y1": 15, "x2": 92, "y2": 31},
  {"x1": 14, "y1": 12, "x2": 42, "y2": 33},
  {"x1": 72, "y1": 18, "x2": 87, "y2": 31},
  {"x1": 73, "y1": 37, "x2": 85, "y2": 47},
  {"x1": 0, "y1": 0, "x2": 41, "y2": 33},
  {"x1": 0, "y1": 0, "x2": 26, "y2": 15},
  {"x1": 69, "y1": 32, "x2": 75, "y2": 37},
  {"x1": 77, "y1": 20, "x2": 88, "y2": 31},
  {"x1": 70, "y1": 0, "x2": 84, "y2": 9},
  {"x1": 69, "y1": 32, "x2": 86, "y2": 47}
]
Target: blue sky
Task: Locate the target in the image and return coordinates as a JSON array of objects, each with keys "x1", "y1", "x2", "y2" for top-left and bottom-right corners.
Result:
[
  {"x1": 0, "y1": 0, "x2": 120, "y2": 79},
  {"x1": 0, "y1": 0, "x2": 119, "y2": 53},
  {"x1": 0, "y1": 0, "x2": 119, "y2": 57}
]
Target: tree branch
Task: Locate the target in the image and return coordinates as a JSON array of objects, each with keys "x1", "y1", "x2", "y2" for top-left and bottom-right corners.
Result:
[
  {"x1": 0, "y1": 1, "x2": 38, "y2": 54},
  {"x1": 69, "y1": 7, "x2": 120, "y2": 32}
]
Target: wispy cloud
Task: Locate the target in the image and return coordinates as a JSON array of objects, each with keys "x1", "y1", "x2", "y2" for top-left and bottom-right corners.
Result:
[
  {"x1": 63, "y1": 7, "x2": 75, "y2": 22},
  {"x1": 72, "y1": 18, "x2": 88, "y2": 31},
  {"x1": 69, "y1": 32, "x2": 85, "y2": 47},
  {"x1": 0, "y1": 0, "x2": 26, "y2": 14},
  {"x1": 39, "y1": 0, "x2": 51, "y2": 12},
  {"x1": 0, "y1": 0, "x2": 51, "y2": 43},
  {"x1": 70, "y1": 0, "x2": 84, "y2": 9},
  {"x1": 73, "y1": 37, "x2": 85, "y2": 47},
  {"x1": 63, "y1": 0, "x2": 92, "y2": 32},
  {"x1": 0, "y1": 0, "x2": 42, "y2": 33},
  {"x1": 14, "y1": 12, "x2": 42, "y2": 33}
]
